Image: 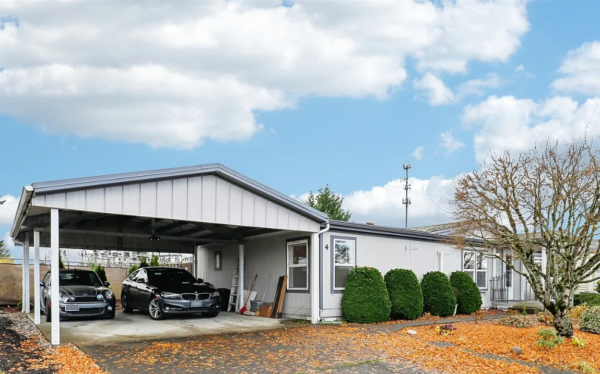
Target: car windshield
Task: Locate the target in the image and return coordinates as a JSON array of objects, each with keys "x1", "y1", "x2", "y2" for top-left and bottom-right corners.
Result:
[
  {"x1": 59, "y1": 272, "x2": 102, "y2": 287},
  {"x1": 147, "y1": 269, "x2": 197, "y2": 286}
]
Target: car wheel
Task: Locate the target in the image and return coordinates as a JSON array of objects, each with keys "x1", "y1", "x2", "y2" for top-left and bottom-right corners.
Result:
[
  {"x1": 107, "y1": 308, "x2": 116, "y2": 319},
  {"x1": 202, "y1": 310, "x2": 220, "y2": 318},
  {"x1": 121, "y1": 294, "x2": 133, "y2": 314},
  {"x1": 45, "y1": 300, "x2": 51, "y2": 323},
  {"x1": 148, "y1": 298, "x2": 165, "y2": 320}
]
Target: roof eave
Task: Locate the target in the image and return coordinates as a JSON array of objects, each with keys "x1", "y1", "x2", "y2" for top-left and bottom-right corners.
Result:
[{"x1": 10, "y1": 186, "x2": 34, "y2": 239}]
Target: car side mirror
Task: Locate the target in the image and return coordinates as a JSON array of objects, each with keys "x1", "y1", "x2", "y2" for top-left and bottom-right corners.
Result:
[
  {"x1": 104, "y1": 281, "x2": 110, "y2": 287},
  {"x1": 197, "y1": 278, "x2": 204, "y2": 283},
  {"x1": 40, "y1": 281, "x2": 45, "y2": 287}
]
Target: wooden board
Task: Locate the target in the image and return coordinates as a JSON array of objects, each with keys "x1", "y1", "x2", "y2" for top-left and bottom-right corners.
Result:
[{"x1": 270, "y1": 275, "x2": 287, "y2": 318}]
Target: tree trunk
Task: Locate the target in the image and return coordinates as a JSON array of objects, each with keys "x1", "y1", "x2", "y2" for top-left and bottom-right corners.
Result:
[{"x1": 553, "y1": 309, "x2": 573, "y2": 338}]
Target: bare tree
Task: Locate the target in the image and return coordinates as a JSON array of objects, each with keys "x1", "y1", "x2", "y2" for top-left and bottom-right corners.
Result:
[{"x1": 452, "y1": 139, "x2": 600, "y2": 337}]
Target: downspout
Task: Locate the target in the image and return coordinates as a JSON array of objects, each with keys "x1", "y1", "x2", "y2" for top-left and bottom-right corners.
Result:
[{"x1": 318, "y1": 222, "x2": 330, "y2": 321}]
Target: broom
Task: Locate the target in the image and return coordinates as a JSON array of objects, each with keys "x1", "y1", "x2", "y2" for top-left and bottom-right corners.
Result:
[{"x1": 238, "y1": 274, "x2": 257, "y2": 314}]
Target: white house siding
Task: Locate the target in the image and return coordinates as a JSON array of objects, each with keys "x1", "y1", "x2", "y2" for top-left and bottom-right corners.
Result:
[
  {"x1": 198, "y1": 231, "x2": 314, "y2": 318},
  {"x1": 31, "y1": 175, "x2": 321, "y2": 233},
  {"x1": 320, "y1": 230, "x2": 493, "y2": 319}
]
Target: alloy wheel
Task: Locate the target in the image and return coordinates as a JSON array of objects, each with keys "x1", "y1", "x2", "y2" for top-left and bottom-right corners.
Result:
[{"x1": 149, "y1": 299, "x2": 162, "y2": 319}]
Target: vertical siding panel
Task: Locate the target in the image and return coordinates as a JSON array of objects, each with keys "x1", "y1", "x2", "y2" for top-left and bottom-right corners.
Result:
[
  {"x1": 276, "y1": 205, "x2": 289, "y2": 229},
  {"x1": 32, "y1": 196, "x2": 46, "y2": 207},
  {"x1": 86, "y1": 188, "x2": 105, "y2": 212},
  {"x1": 139, "y1": 182, "x2": 157, "y2": 217},
  {"x1": 253, "y1": 196, "x2": 267, "y2": 227},
  {"x1": 122, "y1": 184, "x2": 141, "y2": 216},
  {"x1": 288, "y1": 211, "x2": 300, "y2": 231},
  {"x1": 215, "y1": 178, "x2": 231, "y2": 224},
  {"x1": 45, "y1": 193, "x2": 67, "y2": 209},
  {"x1": 265, "y1": 201, "x2": 278, "y2": 228},
  {"x1": 66, "y1": 190, "x2": 86, "y2": 210},
  {"x1": 156, "y1": 180, "x2": 173, "y2": 218},
  {"x1": 241, "y1": 190, "x2": 255, "y2": 227},
  {"x1": 104, "y1": 186, "x2": 123, "y2": 214},
  {"x1": 201, "y1": 175, "x2": 217, "y2": 223},
  {"x1": 228, "y1": 184, "x2": 243, "y2": 226},
  {"x1": 172, "y1": 178, "x2": 188, "y2": 220},
  {"x1": 187, "y1": 177, "x2": 203, "y2": 221}
]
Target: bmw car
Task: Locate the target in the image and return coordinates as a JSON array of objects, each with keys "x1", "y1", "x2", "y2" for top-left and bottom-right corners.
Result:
[
  {"x1": 121, "y1": 267, "x2": 220, "y2": 320},
  {"x1": 40, "y1": 269, "x2": 116, "y2": 322}
]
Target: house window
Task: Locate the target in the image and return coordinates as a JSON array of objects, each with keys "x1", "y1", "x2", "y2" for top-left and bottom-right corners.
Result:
[
  {"x1": 463, "y1": 251, "x2": 487, "y2": 289},
  {"x1": 333, "y1": 238, "x2": 356, "y2": 290},
  {"x1": 287, "y1": 239, "x2": 309, "y2": 291},
  {"x1": 214, "y1": 251, "x2": 222, "y2": 271}
]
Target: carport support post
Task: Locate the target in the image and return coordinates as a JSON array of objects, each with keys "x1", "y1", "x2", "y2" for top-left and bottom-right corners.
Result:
[
  {"x1": 34, "y1": 230, "x2": 41, "y2": 324},
  {"x1": 310, "y1": 233, "x2": 319, "y2": 324},
  {"x1": 22, "y1": 232, "x2": 30, "y2": 313},
  {"x1": 238, "y1": 244, "x2": 244, "y2": 312},
  {"x1": 51, "y1": 209, "x2": 60, "y2": 345}
]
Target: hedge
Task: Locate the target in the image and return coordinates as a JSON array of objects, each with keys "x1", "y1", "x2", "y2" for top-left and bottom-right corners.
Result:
[
  {"x1": 384, "y1": 269, "x2": 423, "y2": 320},
  {"x1": 341, "y1": 267, "x2": 391, "y2": 323},
  {"x1": 421, "y1": 271, "x2": 457, "y2": 317},
  {"x1": 574, "y1": 293, "x2": 600, "y2": 307},
  {"x1": 450, "y1": 271, "x2": 482, "y2": 314},
  {"x1": 581, "y1": 306, "x2": 600, "y2": 334}
]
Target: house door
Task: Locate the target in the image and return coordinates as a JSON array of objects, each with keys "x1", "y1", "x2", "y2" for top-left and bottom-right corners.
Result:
[{"x1": 504, "y1": 255, "x2": 513, "y2": 300}]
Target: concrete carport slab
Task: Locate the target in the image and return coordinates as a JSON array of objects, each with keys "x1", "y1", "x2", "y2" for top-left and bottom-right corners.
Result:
[{"x1": 30, "y1": 311, "x2": 287, "y2": 345}]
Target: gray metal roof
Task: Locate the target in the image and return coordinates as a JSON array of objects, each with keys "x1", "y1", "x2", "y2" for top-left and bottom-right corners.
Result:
[{"x1": 30, "y1": 163, "x2": 328, "y2": 223}]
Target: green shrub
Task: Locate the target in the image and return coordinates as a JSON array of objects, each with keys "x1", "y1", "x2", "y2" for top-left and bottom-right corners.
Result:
[
  {"x1": 580, "y1": 306, "x2": 600, "y2": 334},
  {"x1": 90, "y1": 263, "x2": 108, "y2": 283},
  {"x1": 574, "y1": 293, "x2": 600, "y2": 306},
  {"x1": 450, "y1": 271, "x2": 482, "y2": 315},
  {"x1": 150, "y1": 255, "x2": 160, "y2": 267},
  {"x1": 139, "y1": 256, "x2": 149, "y2": 268},
  {"x1": 421, "y1": 271, "x2": 456, "y2": 317},
  {"x1": 128, "y1": 264, "x2": 139, "y2": 276},
  {"x1": 384, "y1": 269, "x2": 423, "y2": 320},
  {"x1": 536, "y1": 328, "x2": 564, "y2": 349},
  {"x1": 16, "y1": 301, "x2": 34, "y2": 310},
  {"x1": 341, "y1": 267, "x2": 391, "y2": 323}
]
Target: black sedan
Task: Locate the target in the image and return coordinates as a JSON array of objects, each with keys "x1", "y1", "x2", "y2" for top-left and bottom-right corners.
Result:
[
  {"x1": 40, "y1": 269, "x2": 116, "y2": 321},
  {"x1": 121, "y1": 267, "x2": 221, "y2": 320}
]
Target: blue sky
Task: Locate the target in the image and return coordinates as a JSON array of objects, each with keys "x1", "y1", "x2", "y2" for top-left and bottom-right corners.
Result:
[{"x1": 2, "y1": 0, "x2": 600, "y2": 259}]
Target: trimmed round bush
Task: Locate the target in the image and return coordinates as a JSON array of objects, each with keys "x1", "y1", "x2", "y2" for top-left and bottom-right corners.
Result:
[
  {"x1": 421, "y1": 271, "x2": 457, "y2": 317},
  {"x1": 384, "y1": 269, "x2": 423, "y2": 320},
  {"x1": 342, "y1": 267, "x2": 391, "y2": 323},
  {"x1": 450, "y1": 271, "x2": 482, "y2": 315},
  {"x1": 580, "y1": 306, "x2": 600, "y2": 334}
]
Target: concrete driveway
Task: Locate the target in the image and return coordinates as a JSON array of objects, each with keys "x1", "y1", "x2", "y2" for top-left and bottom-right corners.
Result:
[{"x1": 30, "y1": 310, "x2": 287, "y2": 345}]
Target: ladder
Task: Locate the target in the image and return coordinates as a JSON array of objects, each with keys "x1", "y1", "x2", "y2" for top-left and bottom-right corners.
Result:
[{"x1": 227, "y1": 259, "x2": 240, "y2": 312}]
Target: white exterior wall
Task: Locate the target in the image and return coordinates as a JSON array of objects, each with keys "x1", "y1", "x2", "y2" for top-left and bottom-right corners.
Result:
[
  {"x1": 198, "y1": 231, "x2": 314, "y2": 318},
  {"x1": 321, "y1": 230, "x2": 493, "y2": 319},
  {"x1": 31, "y1": 175, "x2": 320, "y2": 233}
]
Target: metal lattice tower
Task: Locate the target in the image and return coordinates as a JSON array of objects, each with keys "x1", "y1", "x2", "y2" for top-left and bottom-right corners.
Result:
[{"x1": 402, "y1": 163, "x2": 411, "y2": 228}]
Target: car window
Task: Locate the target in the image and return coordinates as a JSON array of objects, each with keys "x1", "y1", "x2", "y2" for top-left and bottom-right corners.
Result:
[
  {"x1": 59, "y1": 272, "x2": 103, "y2": 287},
  {"x1": 147, "y1": 268, "x2": 197, "y2": 286},
  {"x1": 135, "y1": 269, "x2": 148, "y2": 283},
  {"x1": 127, "y1": 270, "x2": 139, "y2": 282},
  {"x1": 42, "y1": 272, "x2": 50, "y2": 285}
]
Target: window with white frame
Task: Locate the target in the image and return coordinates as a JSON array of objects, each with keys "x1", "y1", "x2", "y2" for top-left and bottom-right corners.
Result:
[
  {"x1": 287, "y1": 239, "x2": 309, "y2": 291},
  {"x1": 333, "y1": 238, "x2": 356, "y2": 290},
  {"x1": 463, "y1": 251, "x2": 487, "y2": 289}
]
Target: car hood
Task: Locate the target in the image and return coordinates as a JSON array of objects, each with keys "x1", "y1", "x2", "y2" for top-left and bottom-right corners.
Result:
[
  {"x1": 152, "y1": 283, "x2": 216, "y2": 294},
  {"x1": 59, "y1": 285, "x2": 108, "y2": 297}
]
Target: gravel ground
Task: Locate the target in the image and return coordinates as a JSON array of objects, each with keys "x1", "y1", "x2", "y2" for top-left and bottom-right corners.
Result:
[{"x1": 0, "y1": 310, "x2": 56, "y2": 374}]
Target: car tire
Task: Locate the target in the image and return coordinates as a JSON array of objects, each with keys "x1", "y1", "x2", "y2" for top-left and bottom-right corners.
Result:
[
  {"x1": 121, "y1": 294, "x2": 133, "y2": 314},
  {"x1": 202, "y1": 310, "x2": 220, "y2": 318},
  {"x1": 45, "y1": 300, "x2": 51, "y2": 323},
  {"x1": 148, "y1": 298, "x2": 165, "y2": 320},
  {"x1": 108, "y1": 308, "x2": 116, "y2": 319}
]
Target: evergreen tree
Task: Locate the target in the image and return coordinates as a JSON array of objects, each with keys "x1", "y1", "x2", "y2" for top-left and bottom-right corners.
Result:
[
  {"x1": 304, "y1": 185, "x2": 351, "y2": 221},
  {"x1": 0, "y1": 240, "x2": 13, "y2": 263}
]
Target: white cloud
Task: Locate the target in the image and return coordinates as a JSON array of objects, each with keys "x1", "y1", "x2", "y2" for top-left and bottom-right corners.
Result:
[
  {"x1": 552, "y1": 41, "x2": 600, "y2": 96},
  {"x1": 463, "y1": 95, "x2": 600, "y2": 163},
  {"x1": 0, "y1": 0, "x2": 529, "y2": 148},
  {"x1": 342, "y1": 175, "x2": 456, "y2": 227},
  {"x1": 0, "y1": 195, "x2": 18, "y2": 227},
  {"x1": 440, "y1": 131, "x2": 465, "y2": 154},
  {"x1": 516, "y1": 64, "x2": 525, "y2": 72},
  {"x1": 413, "y1": 73, "x2": 455, "y2": 106},
  {"x1": 414, "y1": 73, "x2": 500, "y2": 106},
  {"x1": 412, "y1": 146, "x2": 425, "y2": 160}
]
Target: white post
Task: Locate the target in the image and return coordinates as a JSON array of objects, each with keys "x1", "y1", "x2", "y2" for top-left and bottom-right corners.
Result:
[
  {"x1": 238, "y1": 244, "x2": 244, "y2": 312},
  {"x1": 34, "y1": 230, "x2": 41, "y2": 324},
  {"x1": 22, "y1": 233, "x2": 30, "y2": 313},
  {"x1": 310, "y1": 233, "x2": 320, "y2": 324},
  {"x1": 51, "y1": 209, "x2": 60, "y2": 345},
  {"x1": 437, "y1": 250, "x2": 444, "y2": 273}
]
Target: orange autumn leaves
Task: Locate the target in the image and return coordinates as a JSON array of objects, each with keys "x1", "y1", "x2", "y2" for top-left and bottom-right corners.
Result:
[{"x1": 48, "y1": 345, "x2": 107, "y2": 374}]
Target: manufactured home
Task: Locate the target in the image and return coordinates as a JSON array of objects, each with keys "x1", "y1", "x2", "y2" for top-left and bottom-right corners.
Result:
[{"x1": 11, "y1": 164, "x2": 541, "y2": 344}]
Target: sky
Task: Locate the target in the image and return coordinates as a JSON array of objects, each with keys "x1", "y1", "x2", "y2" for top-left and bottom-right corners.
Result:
[{"x1": 2, "y1": 0, "x2": 600, "y2": 260}]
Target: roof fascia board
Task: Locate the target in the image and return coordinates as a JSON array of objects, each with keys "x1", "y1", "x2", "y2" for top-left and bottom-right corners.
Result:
[{"x1": 10, "y1": 186, "x2": 34, "y2": 239}]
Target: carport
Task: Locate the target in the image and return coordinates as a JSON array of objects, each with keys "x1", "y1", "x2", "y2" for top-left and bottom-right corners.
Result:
[{"x1": 10, "y1": 164, "x2": 327, "y2": 345}]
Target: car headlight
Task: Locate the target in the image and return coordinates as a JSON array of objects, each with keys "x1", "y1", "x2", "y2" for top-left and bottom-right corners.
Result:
[
  {"x1": 59, "y1": 290, "x2": 70, "y2": 302},
  {"x1": 209, "y1": 291, "x2": 220, "y2": 298},
  {"x1": 104, "y1": 290, "x2": 113, "y2": 300},
  {"x1": 160, "y1": 292, "x2": 181, "y2": 299}
]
